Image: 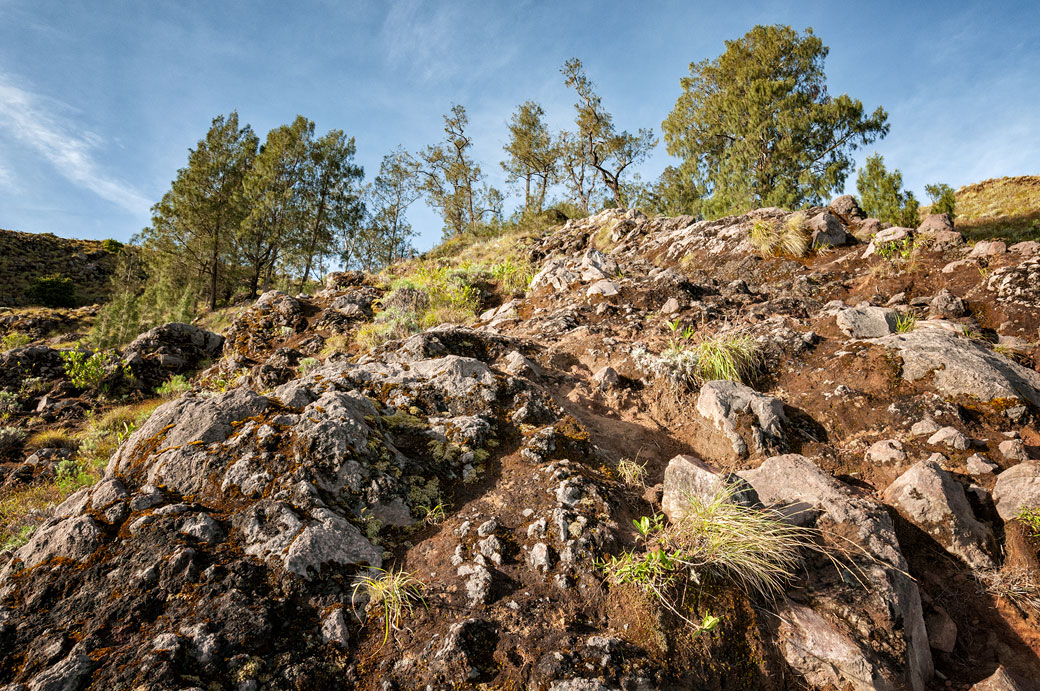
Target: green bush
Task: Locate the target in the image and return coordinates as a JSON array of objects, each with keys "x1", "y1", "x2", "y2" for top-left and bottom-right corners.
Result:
[
  {"x1": 27, "y1": 274, "x2": 77, "y2": 308},
  {"x1": 101, "y1": 238, "x2": 123, "y2": 253},
  {"x1": 60, "y1": 348, "x2": 126, "y2": 394},
  {"x1": 156, "y1": 374, "x2": 191, "y2": 397}
]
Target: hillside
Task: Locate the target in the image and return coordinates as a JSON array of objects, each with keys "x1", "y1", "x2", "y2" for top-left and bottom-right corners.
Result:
[
  {"x1": 0, "y1": 229, "x2": 119, "y2": 308},
  {"x1": 1, "y1": 198, "x2": 1040, "y2": 689},
  {"x1": 955, "y1": 175, "x2": 1040, "y2": 243}
]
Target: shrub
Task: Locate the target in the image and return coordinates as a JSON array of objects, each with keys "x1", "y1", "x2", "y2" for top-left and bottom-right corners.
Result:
[
  {"x1": 895, "y1": 312, "x2": 917, "y2": 334},
  {"x1": 1015, "y1": 506, "x2": 1040, "y2": 538},
  {"x1": 0, "y1": 525, "x2": 35, "y2": 553},
  {"x1": 101, "y1": 238, "x2": 123, "y2": 253},
  {"x1": 352, "y1": 568, "x2": 427, "y2": 645},
  {"x1": 925, "y1": 183, "x2": 957, "y2": 221},
  {"x1": 55, "y1": 458, "x2": 93, "y2": 494},
  {"x1": 60, "y1": 348, "x2": 125, "y2": 394},
  {"x1": 749, "y1": 212, "x2": 810, "y2": 257},
  {"x1": 298, "y1": 357, "x2": 320, "y2": 375},
  {"x1": 875, "y1": 236, "x2": 915, "y2": 261},
  {"x1": 24, "y1": 427, "x2": 78, "y2": 452},
  {"x1": 156, "y1": 374, "x2": 191, "y2": 397},
  {"x1": 27, "y1": 274, "x2": 76, "y2": 308},
  {"x1": 1, "y1": 332, "x2": 31, "y2": 351},
  {"x1": 0, "y1": 426, "x2": 27, "y2": 455},
  {"x1": 635, "y1": 334, "x2": 760, "y2": 388},
  {"x1": 0, "y1": 391, "x2": 19, "y2": 419}
]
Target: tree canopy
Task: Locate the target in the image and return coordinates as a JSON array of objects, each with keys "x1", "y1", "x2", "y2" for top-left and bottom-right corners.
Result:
[
  {"x1": 662, "y1": 24, "x2": 890, "y2": 218},
  {"x1": 856, "y1": 152, "x2": 920, "y2": 227}
]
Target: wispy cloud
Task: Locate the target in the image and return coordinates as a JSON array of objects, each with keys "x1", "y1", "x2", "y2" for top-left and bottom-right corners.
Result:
[{"x1": 0, "y1": 73, "x2": 150, "y2": 214}]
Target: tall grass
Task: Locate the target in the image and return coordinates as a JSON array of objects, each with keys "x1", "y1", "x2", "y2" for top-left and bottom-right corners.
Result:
[
  {"x1": 353, "y1": 568, "x2": 427, "y2": 645},
  {"x1": 749, "y1": 212, "x2": 810, "y2": 258}
]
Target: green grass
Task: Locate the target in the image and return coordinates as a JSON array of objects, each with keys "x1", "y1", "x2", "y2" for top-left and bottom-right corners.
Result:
[
  {"x1": 352, "y1": 568, "x2": 427, "y2": 645},
  {"x1": 1016, "y1": 506, "x2": 1040, "y2": 538},
  {"x1": 156, "y1": 374, "x2": 191, "y2": 397},
  {"x1": 1, "y1": 331, "x2": 32, "y2": 351},
  {"x1": 954, "y1": 176, "x2": 1040, "y2": 243},
  {"x1": 895, "y1": 312, "x2": 917, "y2": 334}
]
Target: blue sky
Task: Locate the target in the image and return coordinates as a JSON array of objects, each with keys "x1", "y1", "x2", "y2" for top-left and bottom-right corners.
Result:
[{"x1": 1, "y1": 0, "x2": 1037, "y2": 251}]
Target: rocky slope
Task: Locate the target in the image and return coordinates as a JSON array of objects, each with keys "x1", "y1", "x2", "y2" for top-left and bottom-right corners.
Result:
[
  {"x1": 1, "y1": 200, "x2": 1040, "y2": 690},
  {"x1": 0, "y1": 229, "x2": 120, "y2": 308}
]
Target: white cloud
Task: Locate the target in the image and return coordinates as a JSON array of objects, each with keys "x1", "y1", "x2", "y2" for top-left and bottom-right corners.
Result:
[{"x1": 0, "y1": 74, "x2": 150, "y2": 214}]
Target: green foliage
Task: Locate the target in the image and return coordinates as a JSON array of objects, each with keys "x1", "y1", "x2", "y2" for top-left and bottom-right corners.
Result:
[
  {"x1": 875, "y1": 236, "x2": 916, "y2": 261},
  {"x1": 352, "y1": 568, "x2": 427, "y2": 645},
  {"x1": 1, "y1": 331, "x2": 31, "y2": 351},
  {"x1": 363, "y1": 147, "x2": 421, "y2": 268},
  {"x1": 156, "y1": 374, "x2": 191, "y2": 397},
  {"x1": 749, "y1": 212, "x2": 810, "y2": 257},
  {"x1": 101, "y1": 238, "x2": 123, "y2": 253},
  {"x1": 502, "y1": 101, "x2": 559, "y2": 215},
  {"x1": 0, "y1": 525, "x2": 35, "y2": 553},
  {"x1": 60, "y1": 348, "x2": 126, "y2": 394},
  {"x1": 895, "y1": 311, "x2": 917, "y2": 334},
  {"x1": 638, "y1": 333, "x2": 760, "y2": 389},
  {"x1": 1016, "y1": 506, "x2": 1040, "y2": 538},
  {"x1": 856, "y1": 153, "x2": 920, "y2": 227},
  {"x1": 562, "y1": 58, "x2": 656, "y2": 209},
  {"x1": 27, "y1": 274, "x2": 76, "y2": 308},
  {"x1": 416, "y1": 104, "x2": 503, "y2": 238},
  {"x1": 298, "y1": 357, "x2": 320, "y2": 375},
  {"x1": 925, "y1": 182, "x2": 957, "y2": 220},
  {"x1": 488, "y1": 257, "x2": 535, "y2": 293},
  {"x1": 55, "y1": 458, "x2": 93, "y2": 494},
  {"x1": 662, "y1": 24, "x2": 888, "y2": 218}
]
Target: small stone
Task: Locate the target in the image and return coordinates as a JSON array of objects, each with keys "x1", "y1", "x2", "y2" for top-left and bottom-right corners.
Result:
[
  {"x1": 925, "y1": 606, "x2": 957, "y2": 654},
  {"x1": 528, "y1": 542, "x2": 551, "y2": 573},
  {"x1": 928, "y1": 426, "x2": 970, "y2": 451},
  {"x1": 966, "y1": 454, "x2": 998, "y2": 475},
  {"x1": 661, "y1": 297, "x2": 680, "y2": 314},
  {"x1": 592, "y1": 366, "x2": 619, "y2": 390},
  {"x1": 911, "y1": 418, "x2": 940, "y2": 437},
  {"x1": 999, "y1": 439, "x2": 1030, "y2": 462},
  {"x1": 865, "y1": 439, "x2": 907, "y2": 464}
]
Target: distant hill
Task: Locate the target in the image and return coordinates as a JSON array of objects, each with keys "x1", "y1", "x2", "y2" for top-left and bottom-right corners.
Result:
[
  {"x1": 0, "y1": 229, "x2": 119, "y2": 307},
  {"x1": 954, "y1": 175, "x2": 1040, "y2": 242}
]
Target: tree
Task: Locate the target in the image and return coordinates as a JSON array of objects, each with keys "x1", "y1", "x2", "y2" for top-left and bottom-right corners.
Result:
[
  {"x1": 416, "y1": 105, "x2": 501, "y2": 237},
  {"x1": 856, "y1": 153, "x2": 920, "y2": 227},
  {"x1": 139, "y1": 112, "x2": 257, "y2": 310},
  {"x1": 239, "y1": 116, "x2": 314, "y2": 298},
  {"x1": 365, "y1": 148, "x2": 420, "y2": 267},
  {"x1": 662, "y1": 25, "x2": 889, "y2": 218},
  {"x1": 925, "y1": 182, "x2": 957, "y2": 220},
  {"x1": 562, "y1": 58, "x2": 656, "y2": 209},
  {"x1": 502, "y1": 101, "x2": 558, "y2": 215},
  {"x1": 557, "y1": 131, "x2": 600, "y2": 216},
  {"x1": 292, "y1": 129, "x2": 364, "y2": 292}
]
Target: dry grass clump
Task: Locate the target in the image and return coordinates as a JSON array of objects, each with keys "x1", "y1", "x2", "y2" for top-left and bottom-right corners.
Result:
[
  {"x1": 616, "y1": 457, "x2": 648, "y2": 487},
  {"x1": 976, "y1": 567, "x2": 1040, "y2": 616},
  {"x1": 749, "y1": 212, "x2": 810, "y2": 257},
  {"x1": 635, "y1": 333, "x2": 761, "y2": 389}
]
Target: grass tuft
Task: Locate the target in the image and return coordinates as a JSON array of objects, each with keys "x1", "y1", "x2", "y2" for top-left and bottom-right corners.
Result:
[
  {"x1": 749, "y1": 212, "x2": 810, "y2": 258},
  {"x1": 616, "y1": 458, "x2": 648, "y2": 487},
  {"x1": 353, "y1": 568, "x2": 427, "y2": 645}
]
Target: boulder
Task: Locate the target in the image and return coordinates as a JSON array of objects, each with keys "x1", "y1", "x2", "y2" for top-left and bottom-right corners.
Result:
[
  {"x1": 928, "y1": 426, "x2": 971, "y2": 451},
  {"x1": 917, "y1": 213, "x2": 954, "y2": 234},
  {"x1": 993, "y1": 462, "x2": 1040, "y2": 520},
  {"x1": 123, "y1": 322, "x2": 224, "y2": 375},
  {"x1": 586, "y1": 280, "x2": 619, "y2": 298},
  {"x1": 1, "y1": 515, "x2": 102, "y2": 576},
  {"x1": 740, "y1": 455, "x2": 933, "y2": 690},
  {"x1": 808, "y1": 212, "x2": 849, "y2": 248},
  {"x1": 928, "y1": 289, "x2": 967, "y2": 318},
  {"x1": 530, "y1": 257, "x2": 579, "y2": 294},
  {"x1": 865, "y1": 439, "x2": 907, "y2": 465},
  {"x1": 696, "y1": 380, "x2": 786, "y2": 459},
  {"x1": 924, "y1": 605, "x2": 957, "y2": 654},
  {"x1": 777, "y1": 603, "x2": 892, "y2": 691},
  {"x1": 871, "y1": 328, "x2": 1040, "y2": 408},
  {"x1": 999, "y1": 439, "x2": 1031, "y2": 461},
  {"x1": 661, "y1": 454, "x2": 755, "y2": 522},
  {"x1": 836, "y1": 306, "x2": 898, "y2": 338},
  {"x1": 971, "y1": 667, "x2": 1029, "y2": 691},
  {"x1": 882, "y1": 460, "x2": 995, "y2": 569},
  {"x1": 969, "y1": 240, "x2": 1007, "y2": 257},
  {"x1": 985, "y1": 257, "x2": 1040, "y2": 308},
  {"x1": 829, "y1": 194, "x2": 865, "y2": 221},
  {"x1": 853, "y1": 218, "x2": 883, "y2": 242}
]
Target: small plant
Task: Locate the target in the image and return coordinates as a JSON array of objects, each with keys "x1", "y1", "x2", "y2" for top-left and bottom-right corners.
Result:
[
  {"x1": 60, "y1": 347, "x2": 126, "y2": 394},
  {"x1": 24, "y1": 427, "x2": 78, "y2": 452},
  {"x1": 418, "y1": 502, "x2": 447, "y2": 526},
  {"x1": 895, "y1": 312, "x2": 917, "y2": 334},
  {"x1": 1, "y1": 332, "x2": 31, "y2": 351},
  {"x1": 298, "y1": 357, "x2": 320, "y2": 375},
  {"x1": 617, "y1": 458, "x2": 648, "y2": 487},
  {"x1": 101, "y1": 238, "x2": 123, "y2": 253},
  {"x1": 156, "y1": 374, "x2": 191, "y2": 397},
  {"x1": 977, "y1": 567, "x2": 1040, "y2": 616},
  {"x1": 352, "y1": 568, "x2": 427, "y2": 645},
  {"x1": 1015, "y1": 506, "x2": 1040, "y2": 538},
  {"x1": 0, "y1": 525, "x2": 35, "y2": 553},
  {"x1": 0, "y1": 391, "x2": 19, "y2": 419},
  {"x1": 692, "y1": 335, "x2": 760, "y2": 383},
  {"x1": 55, "y1": 458, "x2": 93, "y2": 494},
  {"x1": 875, "y1": 236, "x2": 915, "y2": 261}
]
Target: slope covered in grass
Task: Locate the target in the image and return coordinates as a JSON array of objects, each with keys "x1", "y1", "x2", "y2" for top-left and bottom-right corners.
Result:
[{"x1": 955, "y1": 175, "x2": 1040, "y2": 242}]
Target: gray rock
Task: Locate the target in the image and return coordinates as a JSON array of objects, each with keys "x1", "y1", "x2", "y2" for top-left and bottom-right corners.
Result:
[
  {"x1": 586, "y1": 280, "x2": 619, "y2": 298},
  {"x1": 969, "y1": 240, "x2": 1007, "y2": 257},
  {"x1": 549, "y1": 681, "x2": 615, "y2": 691},
  {"x1": 993, "y1": 462, "x2": 1040, "y2": 520},
  {"x1": 26, "y1": 652, "x2": 95, "y2": 691},
  {"x1": 3, "y1": 515, "x2": 102, "y2": 575},
  {"x1": 999, "y1": 439, "x2": 1030, "y2": 462},
  {"x1": 320, "y1": 607, "x2": 350, "y2": 648},
  {"x1": 528, "y1": 542, "x2": 552, "y2": 573},
  {"x1": 836, "y1": 306, "x2": 899, "y2": 338},
  {"x1": 971, "y1": 667, "x2": 1029, "y2": 691},
  {"x1": 808, "y1": 211, "x2": 849, "y2": 248},
  {"x1": 928, "y1": 426, "x2": 971, "y2": 451},
  {"x1": 911, "y1": 418, "x2": 940, "y2": 437},
  {"x1": 503, "y1": 350, "x2": 536, "y2": 377},
  {"x1": 925, "y1": 605, "x2": 957, "y2": 654},
  {"x1": 928, "y1": 289, "x2": 967, "y2": 318},
  {"x1": 830, "y1": 194, "x2": 865, "y2": 220},
  {"x1": 882, "y1": 460, "x2": 995, "y2": 569},
  {"x1": 1009, "y1": 241, "x2": 1040, "y2": 255},
  {"x1": 863, "y1": 227, "x2": 912, "y2": 258},
  {"x1": 530, "y1": 258, "x2": 579, "y2": 294},
  {"x1": 871, "y1": 328, "x2": 1040, "y2": 408},
  {"x1": 179, "y1": 513, "x2": 224, "y2": 546},
  {"x1": 660, "y1": 297, "x2": 680, "y2": 314},
  {"x1": 778, "y1": 603, "x2": 892, "y2": 691},
  {"x1": 592, "y1": 366, "x2": 619, "y2": 390},
  {"x1": 740, "y1": 455, "x2": 932, "y2": 690},
  {"x1": 458, "y1": 563, "x2": 492, "y2": 607},
  {"x1": 661, "y1": 454, "x2": 755, "y2": 522},
  {"x1": 696, "y1": 380, "x2": 786, "y2": 459},
  {"x1": 985, "y1": 257, "x2": 1040, "y2": 308},
  {"x1": 865, "y1": 439, "x2": 907, "y2": 464},
  {"x1": 917, "y1": 213, "x2": 954, "y2": 234},
  {"x1": 966, "y1": 454, "x2": 999, "y2": 475}
]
